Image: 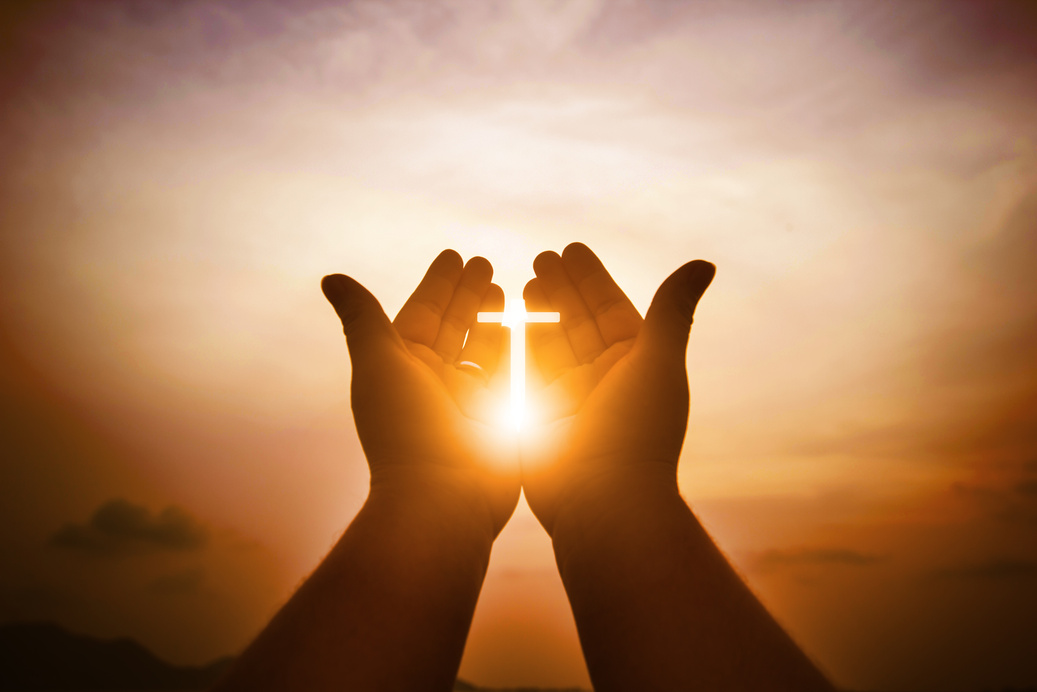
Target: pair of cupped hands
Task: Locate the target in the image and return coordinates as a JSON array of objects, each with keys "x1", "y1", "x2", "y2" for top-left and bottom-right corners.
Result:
[{"x1": 321, "y1": 243, "x2": 715, "y2": 543}]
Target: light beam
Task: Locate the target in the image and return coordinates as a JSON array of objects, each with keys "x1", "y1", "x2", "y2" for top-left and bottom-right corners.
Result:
[{"x1": 478, "y1": 300, "x2": 560, "y2": 430}]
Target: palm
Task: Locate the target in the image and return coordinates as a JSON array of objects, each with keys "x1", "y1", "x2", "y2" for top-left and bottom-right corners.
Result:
[
  {"x1": 325, "y1": 251, "x2": 520, "y2": 534},
  {"x1": 521, "y1": 244, "x2": 712, "y2": 533},
  {"x1": 365, "y1": 338, "x2": 506, "y2": 460}
]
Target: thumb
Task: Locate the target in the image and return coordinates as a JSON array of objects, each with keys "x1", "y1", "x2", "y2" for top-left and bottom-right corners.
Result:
[
  {"x1": 321, "y1": 274, "x2": 399, "y2": 361},
  {"x1": 641, "y1": 260, "x2": 716, "y2": 361}
]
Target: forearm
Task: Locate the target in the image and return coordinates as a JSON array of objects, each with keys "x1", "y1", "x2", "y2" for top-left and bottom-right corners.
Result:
[
  {"x1": 213, "y1": 473, "x2": 494, "y2": 692},
  {"x1": 551, "y1": 465, "x2": 835, "y2": 692}
]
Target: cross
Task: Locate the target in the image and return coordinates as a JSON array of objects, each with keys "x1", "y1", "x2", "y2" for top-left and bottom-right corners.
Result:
[{"x1": 477, "y1": 300, "x2": 560, "y2": 429}]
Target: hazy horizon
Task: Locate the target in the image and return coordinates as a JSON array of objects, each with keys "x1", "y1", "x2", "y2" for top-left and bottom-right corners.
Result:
[{"x1": 2, "y1": 2, "x2": 1036, "y2": 691}]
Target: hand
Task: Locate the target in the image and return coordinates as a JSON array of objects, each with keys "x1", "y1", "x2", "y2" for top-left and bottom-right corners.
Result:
[
  {"x1": 520, "y1": 243, "x2": 715, "y2": 535},
  {"x1": 520, "y1": 247, "x2": 831, "y2": 692},
  {"x1": 322, "y1": 250, "x2": 519, "y2": 537},
  {"x1": 214, "y1": 251, "x2": 519, "y2": 692}
]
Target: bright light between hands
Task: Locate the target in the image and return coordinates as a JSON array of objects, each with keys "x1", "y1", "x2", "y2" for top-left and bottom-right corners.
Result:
[{"x1": 478, "y1": 300, "x2": 559, "y2": 431}]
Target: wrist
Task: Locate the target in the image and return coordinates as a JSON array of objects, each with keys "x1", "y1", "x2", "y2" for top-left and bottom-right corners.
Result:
[
  {"x1": 550, "y1": 467, "x2": 708, "y2": 638},
  {"x1": 549, "y1": 461, "x2": 686, "y2": 563},
  {"x1": 367, "y1": 463, "x2": 502, "y2": 549}
]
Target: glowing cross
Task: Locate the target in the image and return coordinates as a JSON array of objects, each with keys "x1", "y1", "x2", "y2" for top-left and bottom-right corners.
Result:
[{"x1": 478, "y1": 300, "x2": 560, "y2": 429}]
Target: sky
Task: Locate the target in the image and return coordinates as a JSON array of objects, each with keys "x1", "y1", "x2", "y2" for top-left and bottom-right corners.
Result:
[{"x1": 1, "y1": 1, "x2": 1036, "y2": 690}]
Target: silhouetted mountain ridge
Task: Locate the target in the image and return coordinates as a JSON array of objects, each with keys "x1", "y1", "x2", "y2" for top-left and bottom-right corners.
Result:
[
  {"x1": 0, "y1": 620, "x2": 1022, "y2": 691},
  {"x1": 0, "y1": 621, "x2": 232, "y2": 690}
]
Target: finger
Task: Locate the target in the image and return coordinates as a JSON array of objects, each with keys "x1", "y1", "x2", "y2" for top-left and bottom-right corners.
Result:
[
  {"x1": 458, "y1": 282, "x2": 505, "y2": 376},
  {"x1": 393, "y1": 250, "x2": 464, "y2": 347},
  {"x1": 523, "y1": 277, "x2": 578, "y2": 384},
  {"x1": 641, "y1": 260, "x2": 716, "y2": 363},
  {"x1": 561, "y1": 242, "x2": 642, "y2": 346},
  {"x1": 432, "y1": 256, "x2": 493, "y2": 362},
  {"x1": 532, "y1": 250, "x2": 606, "y2": 364},
  {"x1": 322, "y1": 274, "x2": 401, "y2": 362}
]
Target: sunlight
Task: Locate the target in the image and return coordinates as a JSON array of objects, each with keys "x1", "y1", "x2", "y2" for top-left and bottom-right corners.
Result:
[{"x1": 478, "y1": 299, "x2": 559, "y2": 431}]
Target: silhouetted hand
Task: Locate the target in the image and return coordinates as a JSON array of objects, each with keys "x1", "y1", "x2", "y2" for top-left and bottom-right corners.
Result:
[
  {"x1": 218, "y1": 245, "x2": 833, "y2": 692},
  {"x1": 322, "y1": 250, "x2": 519, "y2": 537},
  {"x1": 214, "y1": 252, "x2": 518, "y2": 692},
  {"x1": 520, "y1": 246, "x2": 832, "y2": 692},
  {"x1": 521, "y1": 242, "x2": 715, "y2": 534}
]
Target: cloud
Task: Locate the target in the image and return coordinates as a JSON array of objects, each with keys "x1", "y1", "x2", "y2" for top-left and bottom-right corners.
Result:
[
  {"x1": 755, "y1": 547, "x2": 883, "y2": 572},
  {"x1": 149, "y1": 567, "x2": 206, "y2": 596},
  {"x1": 931, "y1": 558, "x2": 1037, "y2": 581},
  {"x1": 1017, "y1": 478, "x2": 1037, "y2": 496},
  {"x1": 50, "y1": 499, "x2": 209, "y2": 555},
  {"x1": 951, "y1": 467, "x2": 1037, "y2": 527}
]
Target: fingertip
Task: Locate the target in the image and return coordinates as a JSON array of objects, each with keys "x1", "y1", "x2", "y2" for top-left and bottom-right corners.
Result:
[
  {"x1": 561, "y1": 241, "x2": 594, "y2": 262},
  {"x1": 321, "y1": 273, "x2": 352, "y2": 304},
  {"x1": 464, "y1": 255, "x2": 494, "y2": 281},
  {"x1": 320, "y1": 274, "x2": 373, "y2": 331},
  {"x1": 527, "y1": 280, "x2": 558, "y2": 316},
  {"x1": 689, "y1": 259, "x2": 717, "y2": 286},
  {"x1": 561, "y1": 242, "x2": 612, "y2": 286},
  {"x1": 642, "y1": 259, "x2": 716, "y2": 357},
  {"x1": 532, "y1": 250, "x2": 561, "y2": 275},
  {"x1": 664, "y1": 261, "x2": 714, "y2": 311},
  {"x1": 433, "y1": 248, "x2": 464, "y2": 272},
  {"x1": 680, "y1": 260, "x2": 716, "y2": 299},
  {"x1": 523, "y1": 278, "x2": 553, "y2": 309},
  {"x1": 483, "y1": 282, "x2": 505, "y2": 309}
]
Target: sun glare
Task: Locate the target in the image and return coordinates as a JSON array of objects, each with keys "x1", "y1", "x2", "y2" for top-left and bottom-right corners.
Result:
[{"x1": 478, "y1": 300, "x2": 559, "y2": 432}]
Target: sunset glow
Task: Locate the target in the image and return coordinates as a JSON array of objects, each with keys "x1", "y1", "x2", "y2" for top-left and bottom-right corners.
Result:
[{"x1": 2, "y1": 1, "x2": 1036, "y2": 690}]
